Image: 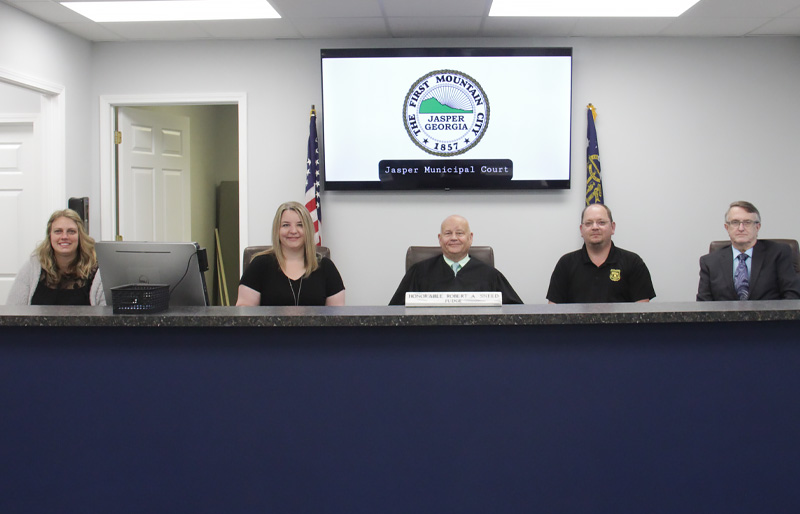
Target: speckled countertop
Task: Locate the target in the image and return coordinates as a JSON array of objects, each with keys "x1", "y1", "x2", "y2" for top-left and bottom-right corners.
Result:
[{"x1": 1, "y1": 301, "x2": 799, "y2": 327}]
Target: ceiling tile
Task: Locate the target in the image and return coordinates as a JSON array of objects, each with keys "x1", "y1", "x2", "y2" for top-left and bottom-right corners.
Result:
[
  {"x1": 481, "y1": 17, "x2": 578, "y2": 37},
  {"x1": 660, "y1": 17, "x2": 771, "y2": 36},
  {"x1": 683, "y1": 0, "x2": 800, "y2": 18},
  {"x1": 197, "y1": 19, "x2": 302, "y2": 39},
  {"x1": 382, "y1": 0, "x2": 489, "y2": 17},
  {"x1": 571, "y1": 17, "x2": 674, "y2": 37},
  {"x1": 99, "y1": 21, "x2": 213, "y2": 40},
  {"x1": 293, "y1": 18, "x2": 390, "y2": 38},
  {"x1": 7, "y1": 0, "x2": 87, "y2": 23},
  {"x1": 749, "y1": 17, "x2": 800, "y2": 34},
  {"x1": 56, "y1": 21, "x2": 126, "y2": 41},
  {"x1": 387, "y1": 16, "x2": 482, "y2": 37},
  {"x1": 268, "y1": 0, "x2": 383, "y2": 18}
]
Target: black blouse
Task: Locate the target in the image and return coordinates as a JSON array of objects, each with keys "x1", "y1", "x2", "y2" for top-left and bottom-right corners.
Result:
[
  {"x1": 239, "y1": 253, "x2": 344, "y2": 306},
  {"x1": 31, "y1": 270, "x2": 97, "y2": 306}
]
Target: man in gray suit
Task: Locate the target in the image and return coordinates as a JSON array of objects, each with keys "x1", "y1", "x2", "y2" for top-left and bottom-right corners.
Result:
[{"x1": 697, "y1": 201, "x2": 800, "y2": 301}]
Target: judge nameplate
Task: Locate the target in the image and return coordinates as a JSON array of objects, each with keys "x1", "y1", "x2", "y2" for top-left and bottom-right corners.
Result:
[{"x1": 405, "y1": 291, "x2": 502, "y2": 307}]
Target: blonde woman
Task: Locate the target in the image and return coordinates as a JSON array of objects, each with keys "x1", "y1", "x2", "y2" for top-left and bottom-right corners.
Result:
[
  {"x1": 8, "y1": 209, "x2": 105, "y2": 305},
  {"x1": 236, "y1": 202, "x2": 345, "y2": 306}
]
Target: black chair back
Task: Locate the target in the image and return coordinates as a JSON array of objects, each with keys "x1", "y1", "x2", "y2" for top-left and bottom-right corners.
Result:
[
  {"x1": 708, "y1": 239, "x2": 800, "y2": 273},
  {"x1": 405, "y1": 246, "x2": 494, "y2": 272},
  {"x1": 242, "y1": 245, "x2": 330, "y2": 273}
]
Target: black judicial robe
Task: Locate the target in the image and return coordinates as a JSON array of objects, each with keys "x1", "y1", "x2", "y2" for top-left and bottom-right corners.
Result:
[{"x1": 389, "y1": 255, "x2": 523, "y2": 305}]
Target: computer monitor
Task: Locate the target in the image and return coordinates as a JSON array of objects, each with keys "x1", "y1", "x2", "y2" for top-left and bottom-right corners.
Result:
[{"x1": 96, "y1": 241, "x2": 209, "y2": 307}]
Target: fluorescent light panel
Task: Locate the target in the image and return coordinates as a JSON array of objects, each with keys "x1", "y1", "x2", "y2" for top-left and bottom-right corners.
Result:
[
  {"x1": 61, "y1": 0, "x2": 280, "y2": 22},
  {"x1": 489, "y1": 0, "x2": 701, "y2": 17}
]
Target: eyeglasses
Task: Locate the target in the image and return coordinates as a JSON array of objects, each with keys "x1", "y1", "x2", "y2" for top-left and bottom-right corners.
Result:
[
  {"x1": 726, "y1": 220, "x2": 759, "y2": 228},
  {"x1": 582, "y1": 220, "x2": 610, "y2": 228}
]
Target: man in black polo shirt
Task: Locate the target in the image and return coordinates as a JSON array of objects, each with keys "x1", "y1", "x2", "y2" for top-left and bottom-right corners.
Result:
[{"x1": 547, "y1": 204, "x2": 655, "y2": 303}]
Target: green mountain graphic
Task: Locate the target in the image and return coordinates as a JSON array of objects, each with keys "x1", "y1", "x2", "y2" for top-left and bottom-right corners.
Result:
[{"x1": 419, "y1": 97, "x2": 472, "y2": 114}]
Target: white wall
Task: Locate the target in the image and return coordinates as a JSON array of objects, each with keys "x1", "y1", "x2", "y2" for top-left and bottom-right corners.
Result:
[
  {"x1": 0, "y1": 81, "x2": 40, "y2": 111},
  {"x1": 0, "y1": 3, "x2": 93, "y2": 230},
  {"x1": 90, "y1": 36, "x2": 800, "y2": 305}
]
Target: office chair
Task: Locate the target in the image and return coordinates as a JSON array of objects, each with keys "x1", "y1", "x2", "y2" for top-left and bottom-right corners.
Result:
[
  {"x1": 242, "y1": 245, "x2": 331, "y2": 273},
  {"x1": 708, "y1": 239, "x2": 800, "y2": 273},
  {"x1": 405, "y1": 246, "x2": 494, "y2": 272}
]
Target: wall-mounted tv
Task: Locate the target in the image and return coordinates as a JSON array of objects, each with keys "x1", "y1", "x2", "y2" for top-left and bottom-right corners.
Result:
[{"x1": 320, "y1": 47, "x2": 573, "y2": 191}]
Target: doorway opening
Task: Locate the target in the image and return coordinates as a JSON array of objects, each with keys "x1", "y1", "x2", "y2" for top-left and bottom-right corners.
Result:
[{"x1": 99, "y1": 94, "x2": 248, "y2": 305}]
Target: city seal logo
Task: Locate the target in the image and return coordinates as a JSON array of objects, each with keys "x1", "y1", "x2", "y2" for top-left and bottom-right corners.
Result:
[
  {"x1": 609, "y1": 269, "x2": 621, "y2": 282},
  {"x1": 403, "y1": 70, "x2": 489, "y2": 156}
]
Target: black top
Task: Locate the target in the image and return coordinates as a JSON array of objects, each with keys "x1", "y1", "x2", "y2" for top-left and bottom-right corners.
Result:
[
  {"x1": 239, "y1": 252, "x2": 345, "y2": 306},
  {"x1": 389, "y1": 255, "x2": 523, "y2": 305},
  {"x1": 31, "y1": 270, "x2": 96, "y2": 306},
  {"x1": 547, "y1": 243, "x2": 656, "y2": 303}
]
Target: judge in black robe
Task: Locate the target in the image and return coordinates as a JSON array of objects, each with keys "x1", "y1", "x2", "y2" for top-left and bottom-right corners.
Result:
[
  {"x1": 389, "y1": 254, "x2": 523, "y2": 305},
  {"x1": 390, "y1": 214, "x2": 523, "y2": 305}
]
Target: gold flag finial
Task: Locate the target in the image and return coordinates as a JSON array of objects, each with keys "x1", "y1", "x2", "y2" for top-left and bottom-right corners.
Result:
[
  {"x1": 310, "y1": 104, "x2": 316, "y2": 116},
  {"x1": 587, "y1": 103, "x2": 597, "y2": 121}
]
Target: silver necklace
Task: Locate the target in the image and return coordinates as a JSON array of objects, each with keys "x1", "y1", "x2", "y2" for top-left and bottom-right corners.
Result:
[{"x1": 287, "y1": 276, "x2": 303, "y2": 306}]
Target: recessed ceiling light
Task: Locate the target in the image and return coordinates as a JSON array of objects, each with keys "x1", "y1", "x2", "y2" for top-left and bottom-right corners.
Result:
[
  {"x1": 489, "y1": 0, "x2": 701, "y2": 17},
  {"x1": 61, "y1": 0, "x2": 281, "y2": 22}
]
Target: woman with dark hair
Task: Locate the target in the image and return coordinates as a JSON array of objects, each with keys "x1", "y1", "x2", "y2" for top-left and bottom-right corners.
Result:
[
  {"x1": 7, "y1": 209, "x2": 105, "y2": 305},
  {"x1": 236, "y1": 201, "x2": 345, "y2": 306}
]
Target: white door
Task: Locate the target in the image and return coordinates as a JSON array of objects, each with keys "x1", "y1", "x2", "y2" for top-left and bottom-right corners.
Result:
[
  {"x1": 117, "y1": 107, "x2": 191, "y2": 242},
  {"x1": 0, "y1": 118, "x2": 42, "y2": 303}
]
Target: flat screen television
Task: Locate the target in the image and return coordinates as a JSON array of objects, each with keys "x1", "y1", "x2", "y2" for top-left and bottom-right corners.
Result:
[
  {"x1": 96, "y1": 241, "x2": 209, "y2": 306},
  {"x1": 320, "y1": 47, "x2": 573, "y2": 191}
]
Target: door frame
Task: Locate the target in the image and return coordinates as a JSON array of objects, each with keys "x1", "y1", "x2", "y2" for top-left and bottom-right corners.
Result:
[
  {"x1": 99, "y1": 92, "x2": 248, "y2": 260},
  {"x1": 0, "y1": 66, "x2": 66, "y2": 220}
]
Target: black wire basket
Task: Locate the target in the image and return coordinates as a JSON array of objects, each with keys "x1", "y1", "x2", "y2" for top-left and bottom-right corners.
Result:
[{"x1": 111, "y1": 284, "x2": 170, "y2": 314}]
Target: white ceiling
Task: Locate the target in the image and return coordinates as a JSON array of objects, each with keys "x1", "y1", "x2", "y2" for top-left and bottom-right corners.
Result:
[{"x1": 3, "y1": 0, "x2": 800, "y2": 41}]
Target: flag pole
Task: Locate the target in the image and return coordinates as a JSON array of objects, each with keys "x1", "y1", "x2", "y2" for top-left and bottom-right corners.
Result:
[{"x1": 305, "y1": 105, "x2": 322, "y2": 245}]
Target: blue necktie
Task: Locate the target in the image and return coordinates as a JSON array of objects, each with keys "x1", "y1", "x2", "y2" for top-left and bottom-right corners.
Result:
[
  {"x1": 735, "y1": 253, "x2": 749, "y2": 300},
  {"x1": 452, "y1": 263, "x2": 461, "y2": 276}
]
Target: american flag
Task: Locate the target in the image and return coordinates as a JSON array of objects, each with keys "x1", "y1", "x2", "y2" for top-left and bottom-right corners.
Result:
[{"x1": 305, "y1": 106, "x2": 322, "y2": 245}]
